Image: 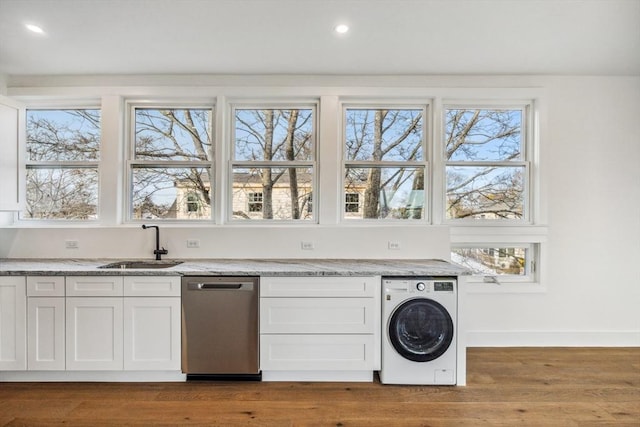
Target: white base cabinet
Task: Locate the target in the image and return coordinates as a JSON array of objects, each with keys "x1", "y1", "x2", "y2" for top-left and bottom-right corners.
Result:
[
  {"x1": 26, "y1": 276, "x2": 66, "y2": 370},
  {"x1": 260, "y1": 276, "x2": 380, "y2": 382},
  {"x1": 27, "y1": 297, "x2": 65, "y2": 370},
  {"x1": 123, "y1": 297, "x2": 181, "y2": 371},
  {"x1": 66, "y1": 297, "x2": 124, "y2": 370},
  {"x1": 2, "y1": 275, "x2": 183, "y2": 381},
  {"x1": 0, "y1": 277, "x2": 26, "y2": 370}
]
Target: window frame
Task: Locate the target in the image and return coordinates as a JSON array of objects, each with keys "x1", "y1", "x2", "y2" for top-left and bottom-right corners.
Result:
[
  {"x1": 125, "y1": 100, "x2": 215, "y2": 223},
  {"x1": 440, "y1": 101, "x2": 534, "y2": 226},
  {"x1": 228, "y1": 101, "x2": 318, "y2": 223},
  {"x1": 451, "y1": 242, "x2": 538, "y2": 283},
  {"x1": 340, "y1": 101, "x2": 431, "y2": 223},
  {"x1": 20, "y1": 102, "x2": 102, "y2": 223}
]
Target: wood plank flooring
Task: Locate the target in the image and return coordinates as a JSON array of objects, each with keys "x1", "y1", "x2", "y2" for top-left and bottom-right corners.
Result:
[{"x1": 0, "y1": 347, "x2": 638, "y2": 426}]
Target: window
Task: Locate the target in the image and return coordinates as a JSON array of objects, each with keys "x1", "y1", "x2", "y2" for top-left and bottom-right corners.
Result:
[
  {"x1": 343, "y1": 106, "x2": 427, "y2": 220},
  {"x1": 247, "y1": 192, "x2": 263, "y2": 212},
  {"x1": 345, "y1": 193, "x2": 360, "y2": 214},
  {"x1": 186, "y1": 193, "x2": 199, "y2": 213},
  {"x1": 451, "y1": 244, "x2": 537, "y2": 282},
  {"x1": 231, "y1": 105, "x2": 316, "y2": 221},
  {"x1": 22, "y1": 108, "x2": 101, "y2": 220},
  {"x1": 444, "y1": 106, "x2": 529, "y2": 222},
  {"x1": 444, "y1": 102, "x2": 541, "y2": 285},
  {"x1": 128, "y1": 105, "x2": 213, "y2": 221}
]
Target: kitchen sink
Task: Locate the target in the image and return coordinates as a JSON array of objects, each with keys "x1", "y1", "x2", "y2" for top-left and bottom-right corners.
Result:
[{"x1": 98, "y1": 260, "x2": 184, "y2": 269}]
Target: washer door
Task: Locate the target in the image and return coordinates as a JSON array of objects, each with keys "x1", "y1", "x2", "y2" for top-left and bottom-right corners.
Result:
[{"x1": 388, "y1": 298, "x2": 454, "y2": 362}]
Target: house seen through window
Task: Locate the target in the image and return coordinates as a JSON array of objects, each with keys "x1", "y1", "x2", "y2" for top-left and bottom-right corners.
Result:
[
  {"x1": 343, "y1": 106, "x2": 426, "y2": 220},
  {"x1": 129, "y1": 106, "x2": 213, "y2": 220},
  {"x1": 232, "y1": 106, "x2": 316, "y2": 221}
]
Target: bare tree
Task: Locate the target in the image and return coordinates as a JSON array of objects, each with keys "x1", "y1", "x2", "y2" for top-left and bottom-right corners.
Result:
[
  {"x1": 345, "y1": 109, "x2": 423, "y2": 219},
  {"x1": 24, "y1": 109, "x2": 100, "y2": 219},
  {"x1": 445, "y1": 109, "x2": 523, "y2": 220},
  {"x1": 234, "y1": 108, "x2": 313, "y2": 219}
]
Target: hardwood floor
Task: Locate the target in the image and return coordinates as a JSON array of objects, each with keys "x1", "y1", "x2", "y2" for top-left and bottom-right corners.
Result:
[{"x1": 0, "y1": 348, "x2": 638, "y2": 426}]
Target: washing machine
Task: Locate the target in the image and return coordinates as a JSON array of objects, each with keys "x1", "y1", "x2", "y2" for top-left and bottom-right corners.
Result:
[{"x1": 380, "y1": 277, "x2": 457, "y2": 385}]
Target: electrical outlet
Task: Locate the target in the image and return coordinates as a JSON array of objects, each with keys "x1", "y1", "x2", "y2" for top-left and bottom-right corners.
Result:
[
  {"x1": 301, "y1": 241, "x2": 315, "y2": 250},
  {"x1": 186, "y1": 239, "x2": 200, "y2": 248},
  {"x1": 388, "y1": 241, "x2": 401, "y2": 250},
  {"x1": 65, "y1": 240, "x2": 79, "y2": 249}
]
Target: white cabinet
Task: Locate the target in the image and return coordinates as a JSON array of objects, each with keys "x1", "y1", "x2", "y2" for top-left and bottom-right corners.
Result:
[
  {"x1": 27, "y1": 297, "x2": 65, "y2": 370},
  {"x1": 260, "y1": 276, "x2": 380, "y2": 382},
  {"x1": 0, "y1": 276, "x2": 27, "y2": 370},
  {"x1": 66, "y1": 276, "x2": 123, "y2": 297},
  {"x1": 123, "y1": 276, "x2": 181, "y2": 370},
  {"x1": 123, "y1": 297, "x2": 181, "y2": 370},
  {"x1": 66, "y1": 297, "x2": 124, "y2": 370},
  {"x1": 26, "y1": 276, "x2": 65, "y2": 370},
  {"x1": 124, "y1": 276, "x2": 180, "y2": 297},
  {"x1": 0, "y1": 95, "x2": 25, "y2": 212}
]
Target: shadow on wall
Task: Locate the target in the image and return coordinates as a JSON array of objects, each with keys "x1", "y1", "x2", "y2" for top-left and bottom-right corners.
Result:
[{"x1": 0, "y1": 228, "x2": 18, "y2": 258}]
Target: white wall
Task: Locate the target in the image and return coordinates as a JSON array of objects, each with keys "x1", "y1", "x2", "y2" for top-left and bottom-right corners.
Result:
[
  {"x1": 1, "y1": 75, "x2": 639, "y2": 346},
  {"x1": 465, "y1": 76, "x2": 640, "y2": 346}
]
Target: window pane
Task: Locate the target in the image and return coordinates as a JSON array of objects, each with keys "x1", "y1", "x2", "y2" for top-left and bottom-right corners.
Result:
[
  {"x1": 232, "y1": 167, "x2": 313, "y2": 220},
  {"x1": 344, "y1": 167, "x2": 425, "y2": 219},
  {"x1": 445, "y1": 109, "x2": 522, "y2": 161},
  {"x1": 345, "y1": 109, "x2": 423, "y2": 161},
  {"x1": 451, "y1": 247, "x2": 527, "y2": 276},
  {"x1": 446, "y1": 166, "x2": 524, "y2": 220},
  {"x1": 134, "y1": 108, "x2": 212, "y2": 161},
  {"x1": 22, "y1": 168, "x2": 98, "y2": 220},
  {"x1": 234, "y1": 109, "x2": 314, "y2": 161},
  {"x1": 26, "y1": 109, "x2": 100, "y2": 161},
  {"x1": 132, "y1": 167, "x2": 211, "y2": 220}
]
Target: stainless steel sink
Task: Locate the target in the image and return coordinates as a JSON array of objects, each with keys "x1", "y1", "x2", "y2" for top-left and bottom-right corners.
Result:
[{"x1": 98, "y1": 260, "x2": 184, "y2": 269}]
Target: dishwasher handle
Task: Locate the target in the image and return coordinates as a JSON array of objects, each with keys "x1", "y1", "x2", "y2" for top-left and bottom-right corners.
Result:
[{"x1": 187, "y1": 282, "x2": 252, "y2": 291}]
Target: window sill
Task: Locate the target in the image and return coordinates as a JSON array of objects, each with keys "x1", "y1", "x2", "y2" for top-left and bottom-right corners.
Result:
[{"x1": 463, "y1": 281, "x2": 547, "y2": 294}]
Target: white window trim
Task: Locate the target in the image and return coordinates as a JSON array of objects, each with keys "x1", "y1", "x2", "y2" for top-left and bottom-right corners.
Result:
[
  {"x1": 339, "y1": 100, "x2": 431, "y2": 224},
  {"x1": 124, "y1": 100, "x2": 216, "y2": 223},
  {"x1": 227, "y1": 100, "x2": 319, "y2": 224}
]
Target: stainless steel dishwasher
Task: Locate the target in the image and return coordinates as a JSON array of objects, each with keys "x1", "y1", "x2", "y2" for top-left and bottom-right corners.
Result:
[{"x1": 181, "y1": 276, "x2": 260, "y2": 380}]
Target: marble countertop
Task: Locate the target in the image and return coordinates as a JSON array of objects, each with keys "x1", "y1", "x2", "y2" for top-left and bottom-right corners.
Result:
[{"x1": 0, "y1": 258, "x2": 469, "y2": 277}]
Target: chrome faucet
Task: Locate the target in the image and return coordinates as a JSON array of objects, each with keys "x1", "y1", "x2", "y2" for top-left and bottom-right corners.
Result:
[{"x1": 142, "y1": 224, "x2": 168, "y2": 260}]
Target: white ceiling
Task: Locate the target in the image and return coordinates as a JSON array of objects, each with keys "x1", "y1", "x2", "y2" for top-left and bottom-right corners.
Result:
[{"x1": 1, "y1": 0, "x2": 639, "y2": 77}]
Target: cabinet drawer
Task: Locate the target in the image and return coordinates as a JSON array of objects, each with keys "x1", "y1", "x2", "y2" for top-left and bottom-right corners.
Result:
[
  {"x1": 261, "y1": 297, "x2": 376, "y2": 334},
  {"x1": 66, "y1": 276, "x2": 124, "y2": 296},
  {"x1": 261, "y1": 276, "x2": 378, "y2": 298},
  {"x1": 124, "y1": 276, "x2": 180, "y2": 297},
  {"x1": 260, "y1": 334, "x2": 375, "y2": 371},
  {"x1": 27, "y1": 276, "x2": 65, "y2": 297}
]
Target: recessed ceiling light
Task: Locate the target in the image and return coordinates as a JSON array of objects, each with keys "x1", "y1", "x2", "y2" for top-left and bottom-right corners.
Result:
[
  {"x1": 25, "y1": 24, "x2": 45, "y2": 34},
  {"x1": 334, "y1": 24, "x2": 349, "y2": 34}
]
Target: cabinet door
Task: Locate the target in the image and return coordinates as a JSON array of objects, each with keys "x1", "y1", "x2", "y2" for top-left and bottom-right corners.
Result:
[
  {"x1": 260, "y1": 334, "x2": 375, "y2": 371},
  {"x1": 27, "y1": 297, "x2": 65, "y2": 370},
  {"x1": 124, "y1": 276, "x2": 180, "y2": 297},
  {"x1": 261, "y1": 276, "x2": 378, "y2": 298},
  {"x1": 66, "y1": 297, "x2": 123, "y2": 370},
  {"x1": 261, "y1": 297, "x2": 376, "y2": 334},
  {"x1": 27, "y1": 276, "x2": 65, "y2": 297},
  {"x1": 123, "y1": 297, "x2": 181, "y2": 370},
  {"x1": 0, "y1": 95, "x2": 25, "y2": 212},
  {"x1": 66, "y1": 276, "x2": 123, "y2": 297},
  {"x1": 0, "y1": 276, "x2": 27, "y2": 370}
]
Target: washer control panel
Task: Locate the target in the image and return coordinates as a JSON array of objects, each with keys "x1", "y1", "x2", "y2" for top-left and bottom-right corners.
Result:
[{"x1": 383, "y1": 278, "x2": 456, "y2": 295}]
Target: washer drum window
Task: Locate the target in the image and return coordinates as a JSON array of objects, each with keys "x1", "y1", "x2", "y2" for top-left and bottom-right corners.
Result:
[{"x1": 388, "y1": 298, "x2": 454, "y2": 362}]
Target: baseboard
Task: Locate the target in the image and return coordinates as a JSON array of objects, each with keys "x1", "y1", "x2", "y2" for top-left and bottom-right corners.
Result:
[{"x1": 466, "y1": 330, "x2": 640, "y2": 347}]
